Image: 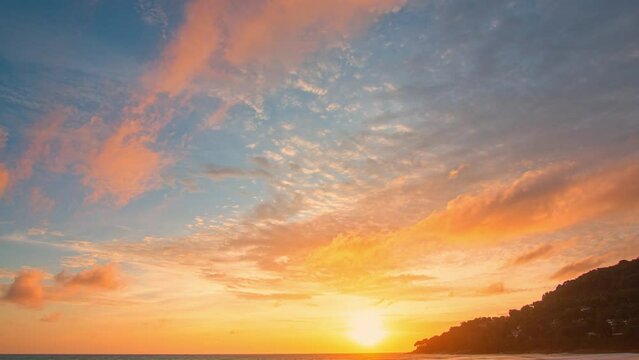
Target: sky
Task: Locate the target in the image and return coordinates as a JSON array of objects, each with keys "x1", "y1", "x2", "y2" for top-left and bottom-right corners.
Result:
[{"x1": 1, "y1": 0, "x2": 639, "y2": 354}]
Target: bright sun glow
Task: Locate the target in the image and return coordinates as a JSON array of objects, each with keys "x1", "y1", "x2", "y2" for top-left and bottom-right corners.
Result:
[{"x1": 348, "y1": 309, "x2": 387, "y2": 347}]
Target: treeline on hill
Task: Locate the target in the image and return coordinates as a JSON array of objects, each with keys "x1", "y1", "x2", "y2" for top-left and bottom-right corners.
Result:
[{"x1": 413, "y1": 258, "x2": 639, "y2": 353}]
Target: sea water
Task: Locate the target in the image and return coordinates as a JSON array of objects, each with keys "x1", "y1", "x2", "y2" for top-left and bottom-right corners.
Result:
[{"x1": 0, "y1": 354, "x2": 637, "y2": 360}]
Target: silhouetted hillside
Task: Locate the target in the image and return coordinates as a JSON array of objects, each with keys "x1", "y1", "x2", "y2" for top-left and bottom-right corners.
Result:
[{"x1": 414, "y1": 258, "x2": 639, "y2": 353}]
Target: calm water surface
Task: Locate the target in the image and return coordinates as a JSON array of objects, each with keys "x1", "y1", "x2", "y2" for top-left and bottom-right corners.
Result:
[{"x1": 1, "y1": 354, "x2": 638, "y2": 360}]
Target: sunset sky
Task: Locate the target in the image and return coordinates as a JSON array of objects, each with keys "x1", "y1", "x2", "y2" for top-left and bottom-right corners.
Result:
[{"x1": 1, "y1": 0, "x2": 639, "y2": 354}]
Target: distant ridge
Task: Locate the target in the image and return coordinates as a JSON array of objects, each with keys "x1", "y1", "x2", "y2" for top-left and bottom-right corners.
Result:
[{"x1": 414, "y1": 258, "x2": 639, "y2": 354}]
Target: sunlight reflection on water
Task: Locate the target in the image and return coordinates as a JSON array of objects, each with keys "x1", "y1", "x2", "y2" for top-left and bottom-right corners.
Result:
[{"x1": 1, "y1": 354, "x2": 638, "y2": 360}]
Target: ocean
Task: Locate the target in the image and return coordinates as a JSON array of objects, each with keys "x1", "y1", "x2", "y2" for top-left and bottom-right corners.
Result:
[{"x1": 0, "y1": 354, "x2": 637, "y2": 360}]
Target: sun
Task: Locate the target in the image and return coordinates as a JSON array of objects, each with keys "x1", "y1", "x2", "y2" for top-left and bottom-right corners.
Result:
[{"x1": 348, "y1": 309, "x2": 387, "y2": 347}]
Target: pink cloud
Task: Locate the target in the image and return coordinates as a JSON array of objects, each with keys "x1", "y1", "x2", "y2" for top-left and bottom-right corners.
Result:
[
  {"x1": 13, "y1": 108, "x2": 70, "y2": 185},
  {"x1": 0, "y1": 163, "x2": 8, "y2": 198},
  {"x1": 8, "y1": 109, "x2": 165, "y2": 206},
  {"x1": 6, "y1": 1, "x2": 404, "y2": 205},
  {"x1": 135, "y1": 0, "x2": 406, "y2": 124},
  {"x1": 64, "y1": 1, "x2": 223, "y2": 205},
  {"x1": 224, "y1": 0, "x2": 405, "y2": 67},
  {"x1": 81, "y1": 121, "x2": 167, "y2": 206},
  {"x1": 140, "y1": 0, "x2": 222, "y2": 100}
]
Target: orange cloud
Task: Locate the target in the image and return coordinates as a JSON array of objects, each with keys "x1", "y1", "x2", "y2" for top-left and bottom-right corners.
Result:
[
  {"x1": 417, "y1": 160, "x2": 639, "y2": 241},
  {"x1": 225, "y1": 0, "x2": 405, "y2": 67},
  {"x1": 74, "y1": 1, "x2": 223, "y2": 204},
  {"x1": 140, "y1": 0, "x2": 222, "y2": 100},
  {"x1": 448, "y1": 164, "x2": 467, "y2": 179},
  {"x1": 136, "y1": 0, "x2": 406, "y2": 124},
  {"x1": 0, "y1": 163, "x2": 8, "y2": 198},
  {"x1": 509, "y1": 244, "x2": 556, "y2": 266},
  {"x1": 301, "y1": 158, "x2": 639, "y2": 292},
  {"x1": 506, "y1": 239, "x2": 579, "y2": 267},
  {"x1": 479, "y1": 282, "x2": 506, "y2": 295},
  {"x1": 13, "y1": 108, "x2": 70, "y2": 185},
  {"x1": 77, "y1": 2, "x2": 225, "y2": 204},
  {"x1": 3, "y1": 269, "x2": 45, "y2": 308},
  {"x1": 82, "y1": 120, "x2": 167, "y2": 206},
  {"x1": 550, "y1": 256, "x2": 606, "y2": 280},
  {"x1": 10, "y1": 109, "x2": 165, "y2": 206},
  {"x1": 7, "y1": 1, "x2": 404, "y2": 205},
  {"x1": 5, "y1": 1, "x2": 211, "y2": 205},
  {"x1": 55, "y1": 263, "x2": 122, "y2": 290},
  {"x1": 2, "y1": 264, "x2": 123, "y2": 309},
  {"x1": 306, "y1": 232, "x2": 402, "y2": 279},
  {"x1": 85, "y1": 157, "x2": 639, "y2": 300}
]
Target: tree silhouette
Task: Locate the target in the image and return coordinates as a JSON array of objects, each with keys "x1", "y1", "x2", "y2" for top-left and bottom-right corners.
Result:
[{"x1": 414, "y1": 259, "x2": 639, "y2": 353}]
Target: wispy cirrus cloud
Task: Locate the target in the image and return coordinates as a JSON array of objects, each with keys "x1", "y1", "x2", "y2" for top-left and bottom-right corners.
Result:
[
  {"x1": 81, "y1": 120, "x2": 169, "y2": 205},
  {"x1": 77, "y1": 0, "x2": 405, "y2": 206},
  {"x1": 139, "y1": 0, "x2": 221, "y2": 101},
  {"x1": 506, "y1": 239, "x2": 579, "y2": 267},
  {"x1": 550, "y1": 256, "x2": 607, "y2": 281},
  {"x1": 223, "y1": 0, "x2": 403, "y2": 67},
  {"x1": 6, "y1": 108, "x2": 168, "y2": 206},
  {"x1": 509, "y1": 244, "x2": 556, "y2": 266},
  {"x1": 0, "y1": 1, "x2": 407, "y2": 206},
  {"x1": 13, "y1": 108, "x2": 70, "y2": 185}
]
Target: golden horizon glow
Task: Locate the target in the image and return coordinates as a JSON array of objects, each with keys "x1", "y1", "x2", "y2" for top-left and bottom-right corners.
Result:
[
  {"x1": 1, "y1": 0, "x2": 639, "y2": 355},
  {"x1": 348, "y1": 309, "x2": 387, "y2": 347}
]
